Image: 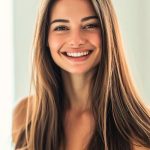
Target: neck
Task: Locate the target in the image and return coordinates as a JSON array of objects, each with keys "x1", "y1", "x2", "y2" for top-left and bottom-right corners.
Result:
[{"x1": 61, "y1": 70, "x2": 93, "y2": 113}]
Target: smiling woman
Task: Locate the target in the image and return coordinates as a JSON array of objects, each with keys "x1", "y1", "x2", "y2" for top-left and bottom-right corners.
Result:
[{"x1": 12, "y1": 0, "x2": 150, "y2": 150}]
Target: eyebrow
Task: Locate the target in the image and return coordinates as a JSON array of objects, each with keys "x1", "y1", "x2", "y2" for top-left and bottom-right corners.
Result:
[{"x1": 50, "y1": 15, "x2": 98, "y2": 25}]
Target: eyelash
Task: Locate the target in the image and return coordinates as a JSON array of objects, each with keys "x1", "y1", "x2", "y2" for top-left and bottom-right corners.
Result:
[
  {"x1": 82, "y1": 23, "x2": 99, "y2": 30},
  {"x1": 53, "y1": 23, "x2": 99, "y2": 31},
  {"x1": 54, "y1": 26, "x2": 69, "y2": 31}
]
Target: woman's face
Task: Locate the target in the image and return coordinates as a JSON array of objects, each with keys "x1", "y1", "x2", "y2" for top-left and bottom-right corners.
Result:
[{"x1": 48, "y1": 0, "x2": 101, "y2": 74}]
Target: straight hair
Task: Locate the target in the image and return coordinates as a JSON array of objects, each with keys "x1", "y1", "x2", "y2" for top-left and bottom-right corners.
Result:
[{"x1": 13, "y1": 0, "x2": 150, "y2": 149}]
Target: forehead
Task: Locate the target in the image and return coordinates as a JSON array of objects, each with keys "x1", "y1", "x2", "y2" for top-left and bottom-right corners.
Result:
[{"x1": 50, "y1": 0, "x2": 96, "y2": 21}]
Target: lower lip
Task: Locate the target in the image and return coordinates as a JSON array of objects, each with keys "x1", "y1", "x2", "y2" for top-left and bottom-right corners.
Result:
[{"x1": 62, "y1": 51, "x2": 93, "y2": 63}]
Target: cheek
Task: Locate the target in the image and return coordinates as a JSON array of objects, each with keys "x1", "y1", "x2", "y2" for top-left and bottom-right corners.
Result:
[
  {"x1": 48, "y1": 34, "x2": 63, "y2": 52},
  {"x1": 89, "y1": 33, "x2": 102, "y2": 63},
  {"x1": 90, "y1": 33, "x2": 101, "y2": 47}
]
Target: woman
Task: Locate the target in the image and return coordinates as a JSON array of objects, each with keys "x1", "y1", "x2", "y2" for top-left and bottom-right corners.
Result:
[{"x1": 12, "y1": 0, "x2": 150, "y2": 149}]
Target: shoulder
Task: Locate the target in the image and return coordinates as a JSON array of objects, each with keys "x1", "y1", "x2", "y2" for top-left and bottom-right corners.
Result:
[
  {"x1": 132, "y1": 142, "x2": 150, "y2": 150},
  {"x1": 12, "y1": 97, "x2": 31, "y2": 143},
  {"x1": 132, "y1": 140, "x2": 150, "y2": 150},
  {"x1": 12, "y1": 97, "x2": 29, "y2": 127},
  {"x1": 132, "y1": 106, "x2": 150, "y2": 150}
]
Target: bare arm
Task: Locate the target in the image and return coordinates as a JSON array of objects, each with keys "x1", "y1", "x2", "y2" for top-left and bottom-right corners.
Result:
[{"x1": 12, "y1": 97, "x2": 28, "y2": 144}]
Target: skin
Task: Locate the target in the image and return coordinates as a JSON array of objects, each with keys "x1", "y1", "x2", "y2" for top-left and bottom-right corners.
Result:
[
  {"x1": 48, "y1": 0, "x2": 101, "y2": 114},
  {"x1": 48, "y1": 0, "x2": 101, "y2": 148}
]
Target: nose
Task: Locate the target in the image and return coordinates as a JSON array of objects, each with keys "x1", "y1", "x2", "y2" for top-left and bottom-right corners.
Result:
[{"x1": 68, "y1": 30, "x2": 86, "y2": 48}]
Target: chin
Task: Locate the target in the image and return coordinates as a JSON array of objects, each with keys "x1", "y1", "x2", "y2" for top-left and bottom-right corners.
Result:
[{"x1": 64, "y1": 66, "x2": 95, "y2": 75}]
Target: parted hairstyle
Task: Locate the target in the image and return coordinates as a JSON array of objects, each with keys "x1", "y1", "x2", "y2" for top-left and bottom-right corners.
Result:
[{"x1": 12, "y1": 0, "x2": 150, "y2": 149}]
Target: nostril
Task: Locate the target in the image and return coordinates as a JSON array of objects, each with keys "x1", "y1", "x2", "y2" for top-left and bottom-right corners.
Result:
[{"x1": 68, "y1": 36, "x2": 86, "y2": 47}]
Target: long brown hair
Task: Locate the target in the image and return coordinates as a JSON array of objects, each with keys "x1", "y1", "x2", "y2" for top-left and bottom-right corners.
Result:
[{"x1": 14, "y1": 0, "x2": 150, "y2": 149}]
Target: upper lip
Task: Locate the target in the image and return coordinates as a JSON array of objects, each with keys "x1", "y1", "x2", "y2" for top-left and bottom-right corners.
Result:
[{"x1": 61, "y1": 49, "x2": 94, "y2": 53}]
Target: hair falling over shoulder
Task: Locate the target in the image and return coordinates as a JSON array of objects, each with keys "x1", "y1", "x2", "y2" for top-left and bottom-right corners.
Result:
[{"x1": 13, "y1": 0, "x2": 150, "y2": 149}]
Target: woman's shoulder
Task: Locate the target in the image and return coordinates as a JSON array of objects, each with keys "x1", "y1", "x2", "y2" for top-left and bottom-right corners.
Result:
[
  {"x1": 132, "y1": 105, "x2": 150, "y2": 150},
  {"x1": 132, "y1": 141, "x2": 150, "y2": 150},
  {"x1": 12, "y1": 97, "x2": 31, "y2": 143},
  {"x1": 13, "y1": 97, "x2": 29, "y2": 125}
]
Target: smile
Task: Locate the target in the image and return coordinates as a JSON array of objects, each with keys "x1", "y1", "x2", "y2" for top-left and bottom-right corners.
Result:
[
  {"x1": 62, "y1": 50, "x2": 93, "y2": 58},
  {"x1": 61, "y1": 50, "x2": 94, "y2": 63}
]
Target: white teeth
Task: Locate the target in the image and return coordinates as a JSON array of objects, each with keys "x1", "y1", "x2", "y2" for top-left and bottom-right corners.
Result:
[{"x1": 66, "y1": 51, "x2": 90, "y2": 57}]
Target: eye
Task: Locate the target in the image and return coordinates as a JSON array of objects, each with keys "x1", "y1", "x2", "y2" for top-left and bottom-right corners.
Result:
[
  {"x1": 54, "y1": 26, "x2": 69, "y2": 31},
  {"x1": 82, "y1": 23, "x2": 99, "y2": 30}
]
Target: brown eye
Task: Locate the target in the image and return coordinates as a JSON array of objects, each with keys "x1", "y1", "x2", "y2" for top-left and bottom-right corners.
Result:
[
  {"x1": 82, "y1": 23, "x2": 99, "y2": 30},
  {"x1": 54, "y1": 26, "x2": 69, "y2": 31}
]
